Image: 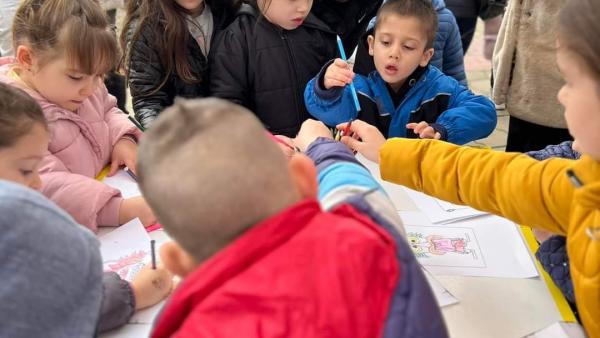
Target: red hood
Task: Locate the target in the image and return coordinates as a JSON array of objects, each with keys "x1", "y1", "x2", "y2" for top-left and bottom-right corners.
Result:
[{"x1": 152, "y1": 199, "x2": 399, "y2": 338}]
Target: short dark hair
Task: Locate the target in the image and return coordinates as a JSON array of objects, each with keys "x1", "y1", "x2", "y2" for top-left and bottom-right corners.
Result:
[
  {"x1": 0, "y1": 83, "x2": 47, "y2": 148},
  {"x1": 374, "y1": 0, "x2": 438, "y2": 49}
]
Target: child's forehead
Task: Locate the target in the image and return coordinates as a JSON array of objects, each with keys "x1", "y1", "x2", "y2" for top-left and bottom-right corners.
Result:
[{"x1": 375, "y1": 13, "x2": 428, "y2": 41}]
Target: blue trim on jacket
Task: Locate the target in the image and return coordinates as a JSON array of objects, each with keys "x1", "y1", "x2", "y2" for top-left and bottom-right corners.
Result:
[
  {"x1": 305, "y1": 138, "x2": 448, "y2": 338},
  {"x1": 305, "y1": 64, "x2": 496, "y2": 145},
  {"x1": 367, "y1": 0, "x2": 466, "y2": 85}
]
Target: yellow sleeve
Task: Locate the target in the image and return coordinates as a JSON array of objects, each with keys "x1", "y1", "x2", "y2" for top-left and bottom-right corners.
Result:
[{"x1": 379, "y1": 138, "x2": 575, "y2": 235}]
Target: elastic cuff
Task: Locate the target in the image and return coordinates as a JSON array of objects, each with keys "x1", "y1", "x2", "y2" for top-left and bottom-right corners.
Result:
[
  {"x1": 315, "y1": 59, "x2": 344, "y2": 100},
  {"x1": 429, "y1": 123, "x2": 448, "y2": 141},
  {"x1": 97, "y1": 196, "x2": 124, "y2": 226}
]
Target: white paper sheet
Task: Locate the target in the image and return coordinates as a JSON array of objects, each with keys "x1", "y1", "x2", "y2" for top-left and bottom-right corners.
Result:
[
  {"x1": 524, "y1": 322, "x2": 587, "y2": 338},
  {"x1": 402, "y1": 187, "x2": 487, "y2": 224},
  {"x1": 423, "y1": 267, "x2": 459, "y2": 308},
  {"x1": 405, "y1": 215, "x2": 538, "y2": 278},
  {"x1": 102, "y1": 168, "x2": 141, "y2": 198},
  {"x1": 100, "y1": 218, "x2": 152, "y2": 281}
]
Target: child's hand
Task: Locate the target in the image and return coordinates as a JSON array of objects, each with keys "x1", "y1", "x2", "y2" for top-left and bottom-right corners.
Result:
[
  {"x1": 109, "y1": 138, "x2": 138, "y2": 176},
  {"x1": 406, "y1": 122, "x2": 442, "y2": 140},
  {"x1": 131, "y1": 264, "x2": 173, "y2": 310},
  {"x1": 294, "y1": 119, "x2": 333, "y2": 152},
  {"x1": 119, "y1": 196, "x2": 157, "y2": 227},
  {"x1": 273, "y1": 135, "x2": 297, "y2": 158},
  {"x1": 338, "y1": 119, "x2": 386, "y2": 163},
  {"x1": 324, "y1": 58, "x2": 354, "y2": 90}
]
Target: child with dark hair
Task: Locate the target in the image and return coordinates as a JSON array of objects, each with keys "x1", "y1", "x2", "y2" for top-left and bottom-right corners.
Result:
[
  {"x1": 305, "y1": 0, "x2": 495, "y2": 145},
  {"x1": 121, "y1": 0, "x2": 240, "y2": 128},
  {"x1": 339, "y1": 0, "x2": 600, "y2": 334}
]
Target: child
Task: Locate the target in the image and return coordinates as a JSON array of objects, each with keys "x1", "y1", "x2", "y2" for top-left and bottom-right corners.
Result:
[
  {"x1": 354, "y1": 0, "x2": 467, "y2": 86},
  {"x1": 0, "y1": 0, "x2": 155, "y2": 231},
  {"x1": 136, "y1": 98, "x2": 448, "y2": 338},
  {"x1": 0, "y1": 82, "x2": 172, "y2": 336},
  {"x1": 338, "y1": 0, "x2": 600, "y2": 334},
  {"x1": 121, "y1": 0, "x2": 240, "y2": 129},
  {"x1": 305, "y1": 0, "x2": 496, "y2": 144},
  {"x1": 209, "y1": 0, "x2": 338, "y2": 137}
]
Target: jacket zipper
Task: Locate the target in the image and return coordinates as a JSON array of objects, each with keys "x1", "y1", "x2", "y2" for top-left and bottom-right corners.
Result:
[{"x1": 280, "y1": 30, "x2": 301, "y2": 131}]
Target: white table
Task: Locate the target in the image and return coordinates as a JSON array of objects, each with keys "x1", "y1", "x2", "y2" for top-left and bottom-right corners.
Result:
[{"x1": 101, "y1": 160, "x2": 566, "y2": 338}]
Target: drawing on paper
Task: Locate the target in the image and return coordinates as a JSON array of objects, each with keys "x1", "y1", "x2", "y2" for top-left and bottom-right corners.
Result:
[
  {"x1": 406, "y1": 226, "x2": 486, "y2": 268},
  {"x1": 104, "y1": 250, "x2": 147, "y2": 281}
]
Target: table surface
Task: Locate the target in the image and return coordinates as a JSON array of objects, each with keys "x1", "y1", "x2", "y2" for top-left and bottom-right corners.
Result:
[{"x1": 101, "y1": 159, "x2": 565, "y2": 338}]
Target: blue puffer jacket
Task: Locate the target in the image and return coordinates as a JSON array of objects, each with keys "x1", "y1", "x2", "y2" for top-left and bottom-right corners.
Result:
[
  {"x1": 368, "y1": 0, "x2": 466, "y2": 86},
  {"x1": 527, "y1": 141, "x2": 581, "y2": 306},
  {"x1": 305, "y1": 64, "x2": 496, "y2": 145}
]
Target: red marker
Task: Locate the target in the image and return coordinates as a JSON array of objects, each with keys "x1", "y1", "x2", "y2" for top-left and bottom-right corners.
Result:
[
  {"x1": 342, "y1": 119, "x2": 354, "y2": 138},
  {"x1": 266, "y1": 132, "x2": 296, "y2": 151}
]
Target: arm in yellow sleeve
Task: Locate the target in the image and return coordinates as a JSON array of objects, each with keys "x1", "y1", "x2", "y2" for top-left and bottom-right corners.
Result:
[{"x1": 379, "y1": 139, "x2": 575, "y2": 235}]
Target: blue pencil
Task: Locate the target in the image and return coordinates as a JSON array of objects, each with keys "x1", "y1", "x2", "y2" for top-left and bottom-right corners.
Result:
[{"x1": 336, "y1": 36, "x2": 361, "y2": 113}]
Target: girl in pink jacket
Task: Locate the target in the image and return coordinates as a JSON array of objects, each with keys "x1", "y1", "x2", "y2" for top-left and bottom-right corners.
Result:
[{"x1": 0, "y1": 0, "x2": 156, "y2": 231}]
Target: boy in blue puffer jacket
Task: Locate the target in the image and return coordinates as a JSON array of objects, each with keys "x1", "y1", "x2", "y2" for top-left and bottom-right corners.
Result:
[
  {"x1": 354, "y1": 0, "x2": 467, "y2": 86},
  {"x1": 304, "y1": 0, "x2": 496, "y2": 144}
]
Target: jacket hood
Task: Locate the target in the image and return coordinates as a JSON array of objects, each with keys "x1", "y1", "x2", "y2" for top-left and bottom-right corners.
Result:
[{"x1": 0, "y1": 180, "x2": 103, "y2": 338}]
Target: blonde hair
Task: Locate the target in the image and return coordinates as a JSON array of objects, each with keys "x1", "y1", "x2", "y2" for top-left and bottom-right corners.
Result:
[
  {"x1": 13, "y1": 0, "x2": 119, "y2": 75},
  {"x1": 137, "y1": 98, "x2": 298, "y2": 262}
]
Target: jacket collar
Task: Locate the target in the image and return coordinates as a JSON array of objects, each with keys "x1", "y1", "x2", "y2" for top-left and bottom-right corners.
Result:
[
  {"x1": 152, "y1": 199, "x2": 322, "y2": 337},
  {"x1": 370, "y1": 65, "x2": 432, "y2": 115}
]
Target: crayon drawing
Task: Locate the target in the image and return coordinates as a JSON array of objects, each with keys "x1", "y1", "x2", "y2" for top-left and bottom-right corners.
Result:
[
  {"x1": 104, "y1": 250, "x2": 148, "y2": 281},
  {"x1": 406, "y1": 225, "x2": 486, "y2": 268}
]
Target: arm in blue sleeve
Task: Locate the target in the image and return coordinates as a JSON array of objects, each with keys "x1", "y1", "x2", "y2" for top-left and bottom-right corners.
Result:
[
  {"x1": 442, "y1": 19, "x2": 468, "y2": 86},
  {"x1": 527, "y1": 141, "x2": 581, "y2": 161},
  {"x1": 304, "y1": 138, "x2": 383, "y2": 201},
  {"x1": 435, "y1": 85, "x2": 497, "y2": 145},
  {"x1": 304, "y1": 61, "x2": 363, "y2": 127}
]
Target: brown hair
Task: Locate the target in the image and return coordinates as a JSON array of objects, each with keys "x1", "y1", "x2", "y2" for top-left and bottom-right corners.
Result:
[
  {"x1": 0, "y1": 83, "x2": 47, "y2": 148},
  {"x1": 12, "y1": 0, "x2": 119, "y2": 75},
  {"x1": 137, "y1": 98, "x2": 297, "y2": 263},
  {"x1": 559, "y1": 0, "x2": 600, "y2": 81},
  {"x1": 374, "y1": 0, "x2": 438, "y2": 49}
]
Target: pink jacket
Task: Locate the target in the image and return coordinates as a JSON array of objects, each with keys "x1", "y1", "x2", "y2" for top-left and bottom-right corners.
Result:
[{"x1": 0, "y1": 58, "x2": 142, "y2": 231}]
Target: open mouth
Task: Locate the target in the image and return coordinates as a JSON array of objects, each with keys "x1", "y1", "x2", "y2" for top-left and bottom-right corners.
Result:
[
  {"x1": 385, "y1": 65, "x2": 398, "y2": 74},
  {"x1": 292, "y1": 18, "x2": 303, "y2": 25}
]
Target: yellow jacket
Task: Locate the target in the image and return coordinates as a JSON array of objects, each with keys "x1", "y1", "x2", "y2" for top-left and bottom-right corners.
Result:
[{"x1": 379, "y1": 139, "x2": 600, "y2": 337}]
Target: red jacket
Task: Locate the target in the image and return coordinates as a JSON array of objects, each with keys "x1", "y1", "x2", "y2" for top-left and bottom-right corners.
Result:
[{"x1": 152, "y1": 200, "x2": 399, "y2": 338}]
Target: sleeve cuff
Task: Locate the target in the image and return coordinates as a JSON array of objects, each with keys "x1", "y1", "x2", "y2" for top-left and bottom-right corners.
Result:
[
  {"x1": 97, "y1": 196, "x2": 124, "y2": 227},
  {"x1": 314, "y1": 59, "x2": 344, "y2": 100},
  {"x1": 429, "y1": 123, "x2": 448, "y2": 141}
]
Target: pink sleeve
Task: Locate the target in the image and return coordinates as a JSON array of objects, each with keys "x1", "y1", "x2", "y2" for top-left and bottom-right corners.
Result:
[
  {"x1": 101, "y1": 86, "x2": 143, "y2": 146},
  {"x1": 39, "y1": 153, "x2": 124, "y2": 232}
]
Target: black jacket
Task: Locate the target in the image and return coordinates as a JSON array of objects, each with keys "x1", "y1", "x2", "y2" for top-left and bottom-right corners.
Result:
[
  {"x1": 209, "y1": 5, "x2": 337, "y2": 136},
  {"x1": 126, "y1": 2, "x2": 238, "y2": 128},
  {"x1": 310, "y1": 0, "x2": 382, "y2": 55}
]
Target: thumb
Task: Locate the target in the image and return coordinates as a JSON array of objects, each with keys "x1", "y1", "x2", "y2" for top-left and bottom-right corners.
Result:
[
  {"x1": 406, "y1": 123, "x2": 418, "y2": 130},
  {"x1": 434, "y1": 132, "x2": 442, "y2": 140},
  {"x1": 108, "y1": 159, "x2": 120, "y2": 177}
]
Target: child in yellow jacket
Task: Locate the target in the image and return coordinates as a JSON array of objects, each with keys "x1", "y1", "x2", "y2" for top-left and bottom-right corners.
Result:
[{"x1": 337, "y1": 0, "x2": 600, "y2": 336}]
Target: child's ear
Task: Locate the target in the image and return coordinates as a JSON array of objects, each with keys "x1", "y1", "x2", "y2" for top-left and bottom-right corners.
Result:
[
  {"x1": 288, "y1": 154, "x2": 318, "y2": 200},
  {"x1": 419, "y1": 48, "x2": 434, "y2": 67},
  {"x1": 160, "y1": 241, "x2": 197, "y2": 278},
  {"x1": 367, "y1": 35, "x2": 375, "y2": 56},
  {"x1": 15, "y1": 45, "x2": 35, "y2": 71}
]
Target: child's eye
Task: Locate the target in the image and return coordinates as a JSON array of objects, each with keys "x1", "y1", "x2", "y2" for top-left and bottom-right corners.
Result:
[
  {"x1": 68, "y1": 75, "x2": 83, "y2": 81},
  {"x1": 403, "y1": 45, "x2": 416, "y2": 51},
  {"x1": 381, "y1": 40, "x2": 390, "y2": 46},
  {"x1": 20, "y1": 169, "x2": 33, "y2": 177}
]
